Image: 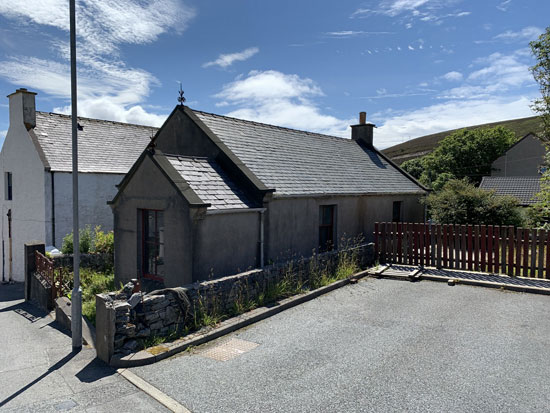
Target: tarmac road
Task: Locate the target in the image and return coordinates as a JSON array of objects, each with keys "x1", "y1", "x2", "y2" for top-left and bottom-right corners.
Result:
[{"x1": 131, "y1": 278, "x2": 550, "y2": 413}]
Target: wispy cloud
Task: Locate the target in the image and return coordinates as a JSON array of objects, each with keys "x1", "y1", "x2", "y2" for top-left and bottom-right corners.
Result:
[
  {"x1": 494, "y1": 26, "x2": 543, "y2": 42},
  {"x1": 203, "y1": 47, "x2": 259, "y2": 69},
  {"x1": 375, "y1": 48, "x2": 536, "y2": 148},
  {"x1": 325, "y1": 30, "x2": 394, "y2": 38},
  {"x1": 350, "y1": 0, "x2": 469, "y2": 26},
  {"x1": 375, "y1": 96, "x2": 534, "y2": 148},
  {"x1": 0, "y1": 0, "x2": 195, "y2": 125},
  {"x1": 496, "y1": 0, "x2": 512, "y2": 11},
  {"x1": 442, "y1": 71, "x2": 463, "y2": 81},
  {"x1": 215, "y1": 70, "x2": 354, "y2": 137}
]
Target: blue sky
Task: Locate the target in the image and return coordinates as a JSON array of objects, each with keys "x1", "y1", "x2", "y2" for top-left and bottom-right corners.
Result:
[{"x1": 0, "y1": 0, "x2": 547, "y2": 149}]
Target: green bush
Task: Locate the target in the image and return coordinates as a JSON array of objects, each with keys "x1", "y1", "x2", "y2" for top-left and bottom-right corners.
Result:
[
  {"x1": 61, "y1": 225, "x2": 113, "y2": 255},
  {"x1": 423, "y1": 179, "x2": 524, "y2": 226},
  {"x1": 92, "y1": 226, "x2": 114, "y2": 254}
]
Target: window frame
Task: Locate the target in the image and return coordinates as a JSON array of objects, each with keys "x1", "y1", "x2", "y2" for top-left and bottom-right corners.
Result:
[
  {"x1": 392, "y1": 201, "x2": 402, "y2": 223},
  {"x1": 5, "y1": 172, "x2": 12, "y2": 201},
  {"x1": 319, "y1": 204, "x2": 336, "y2": 252}
]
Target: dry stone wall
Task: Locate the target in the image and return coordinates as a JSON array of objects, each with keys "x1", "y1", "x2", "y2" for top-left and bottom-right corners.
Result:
[{"x1": 96, "y1": 243, "x2": 374, "y2": 362}]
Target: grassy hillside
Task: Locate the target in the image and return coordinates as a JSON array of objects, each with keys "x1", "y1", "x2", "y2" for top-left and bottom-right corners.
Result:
[{"x1": 383, "y1": 116, "x2": 542, "y2": 165}]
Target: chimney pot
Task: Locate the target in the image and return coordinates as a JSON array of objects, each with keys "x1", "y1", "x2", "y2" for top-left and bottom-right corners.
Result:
[{"x1": 351, "y1": 110, "x2": 375, "y2": 147}]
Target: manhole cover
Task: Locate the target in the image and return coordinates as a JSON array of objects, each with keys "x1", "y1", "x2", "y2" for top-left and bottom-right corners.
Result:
[{"x1": 198, "y1": 338, "x2": 258, "y2": 361}]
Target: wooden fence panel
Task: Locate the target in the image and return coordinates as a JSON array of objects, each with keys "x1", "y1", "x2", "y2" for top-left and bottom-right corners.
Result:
[
  {"x1": 373, "y1": 222, "x2": 550, "y2": 280},
  {"x1": 523, "y1": 229, "x2": 529, "y2": 277},
  {"x1": 494, "y1": 226, "x2": 501, "y2": 274},
  {"x1": 538, "y1": 229, "x2": 545, "y2": 278}
]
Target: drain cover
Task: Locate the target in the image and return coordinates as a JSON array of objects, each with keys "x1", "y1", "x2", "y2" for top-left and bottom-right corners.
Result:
[{"x1": 198, "y1": 338, "x2": 258, "y2": 361}]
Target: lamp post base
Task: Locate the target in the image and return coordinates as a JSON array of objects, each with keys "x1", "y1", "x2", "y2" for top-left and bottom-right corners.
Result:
[{"x1": 71, "y1": 287, "x2": 82, "y2": 351}]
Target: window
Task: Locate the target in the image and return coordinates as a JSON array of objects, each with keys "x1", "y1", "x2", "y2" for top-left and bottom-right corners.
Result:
[
  {"x1": 319, "y1": 205, "x2": 336, "y2": 252},
  {"x1": 140, "y1": 209, "x2": 165, "y2": 281},
  {"x1": 392, "y1": 201, "x2": 402, "y2": 222},
  {"x1": 5, "y1": 172, "x2": 12, "y2": 201}
]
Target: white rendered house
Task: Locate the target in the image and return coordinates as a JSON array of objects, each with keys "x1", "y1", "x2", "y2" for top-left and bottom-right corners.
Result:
[{"x1": 0, "y1": 88, "x2": 156, "y2": 282}]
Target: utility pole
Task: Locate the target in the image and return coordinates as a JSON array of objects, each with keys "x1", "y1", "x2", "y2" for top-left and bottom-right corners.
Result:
[{"x1": 69, "y1": 0, "x2": 82, "y2": 351}]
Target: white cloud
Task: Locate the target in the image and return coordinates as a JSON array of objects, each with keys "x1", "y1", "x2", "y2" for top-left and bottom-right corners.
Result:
[
  {"x1": 215, "y1": 70, "x2": 354, "y2": 137},
  {"x1": 0, "y1": 56, "x2": 166, "y2": 126},
  {"x1": 203, "y1": 47, "x2": 259, "y2": 69},
  {"x1": 375, "y1": 96, "x2": 534, "y2": 148},
  {"x1": 496, "y1": 0, "x2": 512, "y2": 11},
  {"x1": 325, "y1": 31, "x2": 394, "y2": 37},
  {"x1": 375, "y1": 48, "x2": 537, "y2": 148},
  {"x1": 494, "y1": 26, "x2": 543, "y2": 42},
  {"x1": 0, "y1": 0, "x2": 195, "y2": 56},
  {"x1": 442, "y1": 71, "x2": 463, "y2": 81},
  {"x1": 350, "y1": 0, "x2": 469, "y2": 26},
  {"x1": 0, "y1": 0, "x2": 195, "y2": 125}
]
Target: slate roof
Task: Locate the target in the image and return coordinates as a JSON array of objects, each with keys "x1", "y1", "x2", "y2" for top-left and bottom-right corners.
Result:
[
  {"x1": 194, "y1": 111, "x2": 425, "y2": 197},
  {"x1": 166, "y1": 155, "x2": 256, "y2": 210},
  {"x1": 479, "y1": 176, "x2": 541, "y2": 205},
  {"x1": 33, "y1": 112, "x2": 157, "y2": 173}
]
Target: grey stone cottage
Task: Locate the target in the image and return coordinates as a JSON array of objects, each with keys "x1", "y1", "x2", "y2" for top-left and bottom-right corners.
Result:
[{"x1": 110, "y1": 106, "x2": 427, "y2": 287}]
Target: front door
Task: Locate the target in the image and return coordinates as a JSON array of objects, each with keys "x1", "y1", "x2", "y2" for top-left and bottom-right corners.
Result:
[{"x1": 140, "y1": 209, "x2": 165, "y2": 281}]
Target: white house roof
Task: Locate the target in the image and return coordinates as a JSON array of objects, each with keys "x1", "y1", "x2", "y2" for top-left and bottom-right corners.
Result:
[{"x1": 33, "y1": 112, "x2": 158, "y2": 174}]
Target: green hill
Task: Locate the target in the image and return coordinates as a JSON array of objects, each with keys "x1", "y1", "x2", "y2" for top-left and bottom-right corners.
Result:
[{"x1": 383, "y1": 116, "x2": 542, "y2": 165}]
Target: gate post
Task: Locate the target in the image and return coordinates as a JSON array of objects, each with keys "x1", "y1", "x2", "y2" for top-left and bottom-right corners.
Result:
[{"x1": 24, "y1": 242, "x2": 45, "y2": 301}]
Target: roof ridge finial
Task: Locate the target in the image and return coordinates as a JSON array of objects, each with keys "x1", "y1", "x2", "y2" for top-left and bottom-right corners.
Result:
[{"x1": 177, "y1": 81, "x2": 186, "y2": 106}]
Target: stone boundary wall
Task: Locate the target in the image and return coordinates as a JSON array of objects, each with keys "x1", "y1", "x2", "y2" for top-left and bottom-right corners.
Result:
[
  {"x1": 96, "y1": 243, "x2": 374, "y2": 362},
  {"x1": 53, "y1": 253, "x2": 113, "y2": 272}
]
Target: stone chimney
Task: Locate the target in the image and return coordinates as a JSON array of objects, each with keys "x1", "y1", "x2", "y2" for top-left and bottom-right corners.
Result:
[
  {"x1": 351, "y1": 111, "x2": 375, "y2": 148},
  {"x1": 8, "y1": 88, "x2": 37, "y2": 130}
]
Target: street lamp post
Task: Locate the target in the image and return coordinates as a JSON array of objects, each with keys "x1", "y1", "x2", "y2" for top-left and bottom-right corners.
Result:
[{"x1": 69, "y1": 0, "x2": 82, "y2": 351}]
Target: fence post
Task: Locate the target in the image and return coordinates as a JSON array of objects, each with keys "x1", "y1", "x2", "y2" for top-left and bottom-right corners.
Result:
[
  {"x1": 374, "y1": 222, "x2": 379, "y2": 262},
  {"x1": 397, "y1": 222, "x2": 402, "y2": 264},
  {"x1": 480, "y1": 225, "x2": 486, "y2": 273},
  {"x1": 418, "y1": 224, "x2": 426, "y2": 267},
  {"x1": 537, "y1": 229, "x2": 545, "y2": 278},
  {"x1": 24, "y1": 242, "x2": 46, "y2": 301},
  {"x1": 508, "y1": 226, "x2": 515, "y2": 276},
  {"x1": 522, "y1": 229, "x2": 529, "y2": 277},
  {"x1": 530, "y1": 228, "x2": 537, "y2": 278},
  {"x1": 381, "y1": 222, "x2": 387, "y2": 264}
]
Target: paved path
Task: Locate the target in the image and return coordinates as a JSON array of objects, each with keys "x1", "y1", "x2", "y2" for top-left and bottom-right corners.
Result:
[
  {"x1": 0, "y1": 283, "x2": 169, "y2": 412},
  {"x1": 131, "y1": 278, "x2": 550, "y2": 413},
  {"x1": 385, "y1": 264, "x2": 550, "y2": 289}
]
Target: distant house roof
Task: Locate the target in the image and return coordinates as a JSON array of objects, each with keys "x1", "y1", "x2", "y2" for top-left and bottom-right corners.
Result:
[
  {"x1": 194, "y1": 111, "x2": 425, "y2": 197},
  {"x1": 166, "y1": 155, "x2": 256, "y2": 210},
  {"x1": 33, "y1": 112, "x2": 157, "y2": 173},
  {"x1": 479, "y1": 176, "x2": 541, "y2": 206}
]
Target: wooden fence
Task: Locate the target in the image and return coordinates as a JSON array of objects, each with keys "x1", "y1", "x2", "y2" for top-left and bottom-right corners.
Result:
[
  {"x1": 35, "y1": 251, "x2": 71, "y2": 300},
  {"x1": 374, "y1": 222, "x2": 550, "y2": 279}
]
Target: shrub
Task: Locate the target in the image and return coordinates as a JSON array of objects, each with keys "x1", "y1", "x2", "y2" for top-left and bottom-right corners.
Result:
[
  {"x1": 92, "y1": 226, "x2": 114, "y2": 254},
  {"x1": 423, "y1": 178, "x2": 524, "y2": 226},
  {"x1": 61, "y1": 225, "x2": 113, "y2": 255}
]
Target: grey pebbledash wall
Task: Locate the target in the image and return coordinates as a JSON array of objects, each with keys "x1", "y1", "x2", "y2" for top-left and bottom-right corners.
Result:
[{"x1": 96, "y1": 243, "x2": 374, "y2": 363}]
